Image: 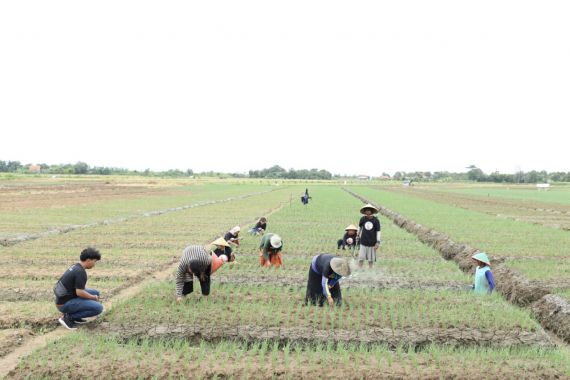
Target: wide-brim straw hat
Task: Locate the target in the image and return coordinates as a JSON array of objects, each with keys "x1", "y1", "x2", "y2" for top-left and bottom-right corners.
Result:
[
  {"x1": 210, "y1": 237, "x2": 231, "y2": 248},
  {"x1": 331, "y1": 258, "x2": 351, "y2": 277},
  {"x1": 270, "y1": 234, "x2": 282, "y2": 249},
  {"x1": 472, "y1": 252, "x2": 491, "y2": 265},
  {"x1": 345, "y1": 224, "x2": 358, "y2": 231},
  {"x1": 360, "y1": 203, "x2": 379, "y2": 214}
]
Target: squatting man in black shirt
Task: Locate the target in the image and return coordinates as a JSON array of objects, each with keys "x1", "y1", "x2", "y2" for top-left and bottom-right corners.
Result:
[{"x1": 53, "y1": 247, "x2": 103, "y2": 330}]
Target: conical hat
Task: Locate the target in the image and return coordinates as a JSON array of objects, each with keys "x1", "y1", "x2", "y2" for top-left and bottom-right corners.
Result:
[
  {"x1": 360, "y1": 203, "x2": 379, "y2": 214},
  {"x1": 330, "y1": 258, "x2": 351, "y2": 277},
  {"x1": 345, "y1": 224, "x2": 358, "y2": 231},
  {"x1": 472, "y1": 252, "x2": 490, "y2": 265},
  {"x1": 210, "y1": 237, "x2": 230, "y2": 248}
]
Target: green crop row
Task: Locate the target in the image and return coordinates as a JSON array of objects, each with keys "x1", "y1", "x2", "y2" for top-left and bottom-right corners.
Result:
[{"x1": 9, "y1": 332, "x2": 570, "y2": 379}]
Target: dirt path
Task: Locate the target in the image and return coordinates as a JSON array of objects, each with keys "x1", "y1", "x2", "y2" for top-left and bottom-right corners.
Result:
[{"x1": 0, "y1": 204, "x2": 284, "y2": 379}]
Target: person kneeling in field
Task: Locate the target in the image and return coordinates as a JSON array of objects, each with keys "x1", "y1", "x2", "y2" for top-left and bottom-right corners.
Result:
[
  {"x1": 259, "y1": 233, "x2": 283, "y2": 268},
  {"x1": 472, "y1": 252, "x2": 495, "y2": 294},
  {"x1": 54, "y1": 247, "x2": 103, "y2": 330},
  {"x1": 305, "y1": 254, "x2": 351, "y2": 308},
  {"x1": 337, "y1": 224, "x2": 359, "y2": 250},
  {"x1": 175, "y1": 237, "x2": 235, "y2": 303},
  {"x1": 249, "y1": 217, "x2": 267, "y2": 235}
]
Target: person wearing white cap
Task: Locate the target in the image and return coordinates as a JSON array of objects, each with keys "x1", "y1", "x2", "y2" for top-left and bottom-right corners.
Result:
[
  {"x1": 337, "y1": 224, "x2": 359, "y2": 250},
  {"x1": 471, "y1": 252, "x2": 495, "y2": 294},
  {"x1": 305, "y1": 254, "x2": 351, "y2": 308},
  {"x1": 175, "y1": 238, "x2": 235, "y2": 303},
  {"x1": 357, "y1": 203, "x2": 381, "y2": 269},
  {"x1": 259, "y1": 233, "x2": 283, "y2": 268}
]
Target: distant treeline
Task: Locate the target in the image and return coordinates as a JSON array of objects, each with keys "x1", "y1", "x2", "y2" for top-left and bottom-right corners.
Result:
[
  {"x1": 0, "y1": 160, "x2": 193, "y2": 177},
  {"x1": 248, "y1": 165, "x2": 332, "y2": 180},
  {"x1": 393, "y1": 166, "x2": 570, "y2": 183},
  {"x1": 1, "y1": 160, "x2": 569, "y2": 182}
]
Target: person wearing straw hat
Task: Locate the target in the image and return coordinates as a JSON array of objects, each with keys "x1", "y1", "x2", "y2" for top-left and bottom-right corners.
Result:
[
  {"x1": 259, "y1": 233, "x2": 283, "y2": 268},
  {"x1": 471, "y1": 252, "x2": 495, "y2": 295},
  {"x1": 305, "y1": 254, "x2": 351, "y2": 308},
  {"x1": 337, "y1": 224, "x2": 359, "y2": 250},
  {"x1": 175, "y1": 238, "x2": 235, "y2": 303},
  {"x1": 357, "y1": 203, "x2": 381, "y2": 269}
]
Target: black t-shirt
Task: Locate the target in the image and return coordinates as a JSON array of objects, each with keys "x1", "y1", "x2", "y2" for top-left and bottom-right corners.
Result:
[
  {"x1": 359, "y1": 216, "x2": 381, "y2": 246},
  {"x1": 53, "y1": 263, "x2": 87, "y2": 304},
  {"x1": 255, "y1": 221, "x2": 267, "y2": 230}
]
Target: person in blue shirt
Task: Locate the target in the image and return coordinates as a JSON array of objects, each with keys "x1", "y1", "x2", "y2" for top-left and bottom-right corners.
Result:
[
  {"x1": 472, "y1": 252, "x2": 495, "y2": 294},
  {"x1": 304, "y1": 254, "x2": 351, "y2": 308}
]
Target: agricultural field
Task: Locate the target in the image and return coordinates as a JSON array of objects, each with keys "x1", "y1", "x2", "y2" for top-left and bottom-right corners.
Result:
[
  {"x1": 382, "y1": 183, "x2": 570, "y2": 231},
  {"x1": 351, "y1": 185, "x2": 570, "y2": 303},
  {"x1": 0, "y1": 176, "x2": 273, "y2": 242},
  {"x1": 2, "y1": 178, "x2": 569, "y2": 379}
]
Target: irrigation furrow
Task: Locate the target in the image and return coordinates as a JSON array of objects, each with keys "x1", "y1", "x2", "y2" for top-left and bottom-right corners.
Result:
[
  {"x1": 344, "y1": 188, "x2": 570, "y2": 345},
  {"x1": 93, "y1": 322, "x2": 554, "y2": 349},
  {"x1": 215, "y1": 274, "x2": 470, "y2": 292},
  {"x1": 0, "y1": 189, "x2": 277, "y2": 247}
]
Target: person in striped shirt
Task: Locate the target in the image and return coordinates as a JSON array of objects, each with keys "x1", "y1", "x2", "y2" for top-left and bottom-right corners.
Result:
[{"x1": 175, "y1": 237, "x2": 235, "y2": 303}]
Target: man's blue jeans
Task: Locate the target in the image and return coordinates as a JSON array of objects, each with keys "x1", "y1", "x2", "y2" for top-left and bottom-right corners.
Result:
[{"x1": 57, "y1": 289, "x2": 103, "y2": 320}]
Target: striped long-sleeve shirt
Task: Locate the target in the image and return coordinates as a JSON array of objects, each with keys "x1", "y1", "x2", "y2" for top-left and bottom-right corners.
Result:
[{"x1": 175, "y1": 245, "x2": 212, "y2": 297}]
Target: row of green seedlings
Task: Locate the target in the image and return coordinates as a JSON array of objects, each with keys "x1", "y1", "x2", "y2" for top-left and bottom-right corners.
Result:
[
  {"x1": 15, "y1": 333, "x2": 570, "y2": 378},
  {"x1": 113, "y1": 284, "x2": 540, "y2": 333}
]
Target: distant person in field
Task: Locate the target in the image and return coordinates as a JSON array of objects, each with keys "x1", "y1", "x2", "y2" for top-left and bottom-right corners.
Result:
[
  {"x1": 175, "y1": 237, "x2": 235, "y2": 303},
  {"x1": 53, "y1": 247, "x2": 103, "y2": 330},
  {"x1": 471, "y1": 252, "x2": 495, "y2": 294},
  {"x1": 337, "y1": 224, "x2": 359, "y2": 250},
  {"x1": 259, "y1": 233, "x2": 283, "y2": 268},
  {"x1": 305, "y1": 254, "x2": 351, "y2": 308},
  {"x1": 249, "y1": 217, "x2": 267, "y2": 235},
  {"x1": 301, "y1": 188, "x2": 312, "y2": 205},
  {"x1": 358, "y1": 203, "x2": 381, "y2": 269},
  {"x1": 224, "y1": 226, "x2": 241, "y2": 255}
]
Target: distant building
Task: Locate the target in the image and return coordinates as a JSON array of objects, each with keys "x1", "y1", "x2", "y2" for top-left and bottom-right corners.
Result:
[
  {"x1": 357, "y1": 175, "x2": 371, "y2": 181},
  {"x1": 29, "y1": 165, "x2": 41, "y2": 173},
  {"x1": 536, "y1": 183, "x2": 550, "y2": 191}
]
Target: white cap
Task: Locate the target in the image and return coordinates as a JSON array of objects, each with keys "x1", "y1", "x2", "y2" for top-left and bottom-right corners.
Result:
[{"x1": 270, "y1": 234, "x2": 282, "y2": 248}]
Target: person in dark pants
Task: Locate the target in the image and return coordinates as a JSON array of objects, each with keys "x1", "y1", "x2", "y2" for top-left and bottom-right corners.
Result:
[
  {"x1": 337, "y1": 224, "x2": 359, "y2": 250},
  {"x1": 175, "y1": 238, "x2": 235, "y2": 303},
  {"x1": 305, "y1": 254, "x2": 351, "y2": 308},
  {"x1": 54, "y1": 247, "x2": 103, "y2": 330}
]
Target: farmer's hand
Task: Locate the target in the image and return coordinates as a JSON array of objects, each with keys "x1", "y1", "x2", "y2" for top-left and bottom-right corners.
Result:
[
  {"x1": 93, "y1": 294, "x2": 100, "y2": 301},
  {"x1": 374, "y1": 242, "x2": 380, "y2": 250},
  {"x1": 263, "y1": 261, "x2": 271, "y2": 268},
  {"x1": 327, "y1": 297, "x2": 334, "y2": 308},
  {"x1": 176, "y1": 297, "x2": 183, "y2": 304}
]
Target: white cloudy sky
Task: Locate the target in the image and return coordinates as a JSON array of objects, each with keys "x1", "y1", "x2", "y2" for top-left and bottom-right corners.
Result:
[{"x1": 1, "y1": 1, "x2": 568, "y2": 176}]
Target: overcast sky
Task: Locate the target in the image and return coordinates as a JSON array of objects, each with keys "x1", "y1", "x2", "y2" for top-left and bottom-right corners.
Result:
[{"x1": 1, "y1": 1, "x2": 568, "y2": 176}]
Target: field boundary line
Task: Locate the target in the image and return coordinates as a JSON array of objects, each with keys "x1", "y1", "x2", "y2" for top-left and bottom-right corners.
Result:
[
  {"x1": 0, "y1": 203, "x2": 285, "y2": 379},
  {"x1": 344, "y1": 188, "x2": 570, "y2": 346},
  {"x1": 0, "y1": 189, "x2": 278, "y2": 247}
]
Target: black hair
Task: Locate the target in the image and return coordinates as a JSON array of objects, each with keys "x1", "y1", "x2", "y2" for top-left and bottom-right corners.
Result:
[{"x1": 80, "y1": 247, "x2": 101, "y2": 261}]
